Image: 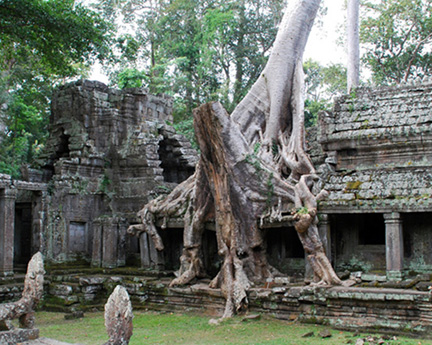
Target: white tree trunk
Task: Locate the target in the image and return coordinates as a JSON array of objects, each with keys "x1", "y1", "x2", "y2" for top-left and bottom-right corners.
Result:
[
  {"x1": 347, "y1": 0, "x2": 360, "y2": 92},
  {"x1": 231, "y1": 0, "x2": 322, "y2": 148}
]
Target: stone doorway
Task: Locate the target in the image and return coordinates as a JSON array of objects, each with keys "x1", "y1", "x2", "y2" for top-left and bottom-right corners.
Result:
[
  {"x1": 331, "y1": 213, "x2": 386, "y2": 272},
  {"x1": 265, "y1": 227, "x2": 305, "y2": 275}
]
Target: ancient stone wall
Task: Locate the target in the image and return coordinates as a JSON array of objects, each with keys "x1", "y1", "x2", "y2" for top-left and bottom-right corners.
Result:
[
  {"x1": 38, "y1": 80, "x2": 197, "y2": 267},
  {"x1": 319, "y1": 81, "x2": 432, "y2": 170},
  {"x1": 317, "y1": 81, "x2": 432, "y2": 275}
]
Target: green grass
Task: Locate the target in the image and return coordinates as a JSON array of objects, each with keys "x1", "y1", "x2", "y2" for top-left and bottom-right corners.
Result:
[{"x1": 36, "y1": 311, "x2": 432, "y2": 345}]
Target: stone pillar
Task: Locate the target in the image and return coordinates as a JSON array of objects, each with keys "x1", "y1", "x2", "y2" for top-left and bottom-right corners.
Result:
[
  {"x1": 305, "y1": 215, "x2": 332, "y2": 282},
  {"x1": 384, "y1": 212, "x2": 403, "y2": 281},
  {"x1": 92, "y1": 217, "x2": 126, "y2": 268},
  {"x1": 139, "y1": 233, "x2": 151, "y2": 268},
  {"x1": 31, "y1": 191, "x2": 47, "y2": 255},
  {"x1": 91, "y1": 220, "x2": 103, "y2": 267},
  {"x1": 318, "y1": 214, "x2": 332, "y2": 262},
  {"x1": 102, "y1": 218, "x2": 118, "y2": 269},
  {"x1": 139, "y1": 232, "x2": 164, "y2": 269},
  {"x1": 0, "y1": 188, "x2": 17, "y2": 276}
]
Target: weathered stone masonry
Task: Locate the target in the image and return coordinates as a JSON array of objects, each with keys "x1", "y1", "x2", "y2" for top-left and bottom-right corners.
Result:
[
  {"x1": 316, "y1": 81, "x2": 432, "y2": 279},
  {"x1": 0, "y1": 175, "x2": 47, "y2": 277},
  {"x1": 0, "y1": 80, "x2": 197, "y2": 275},
  {"x1": 2, "y1": 80, "x2": 432, "y2": 335}
]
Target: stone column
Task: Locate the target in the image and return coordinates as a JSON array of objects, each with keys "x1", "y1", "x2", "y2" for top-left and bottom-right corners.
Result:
[
  {"x1": 0, "y1": 187, "x2": 17, "y2": 276},
  {"x1": 384, "y1": 212, "x2": 403, "y2": 280},
  {"x1": 102, "y1": 218, "x2": 118, "y2": 269},
  {"x1": 139, "y1": 232, "x2": 164, "y2": 269},
  {"x1": 139, "y1": 233, "x2": 151, "y2": 268},
  {"x1": 305, "y1": 214, "x2": 332, "y2": 282},
  {"x1": 91, "y1": 219, "x2": 103, "y2": 267},
  {"x1": 31, "y1": 191, "x2": 47, "y2": 255},
  {"x1": 318, "y1": 214, "x2": 332, "y2": 262}
]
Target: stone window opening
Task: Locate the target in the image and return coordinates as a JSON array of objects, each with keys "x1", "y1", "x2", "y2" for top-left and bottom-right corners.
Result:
[
  {"x1": 265, "y1": 227, "x2": 305, "y2": 275},
  {"x1": 358, "y1": 213, "x2": 385, "y2": 245},
  {"x1": 158, "y1": 137, "x2": 195, "y2": 184},
  {"x1": 56, "y1": 131, "x2": 71, "y2": 159}
]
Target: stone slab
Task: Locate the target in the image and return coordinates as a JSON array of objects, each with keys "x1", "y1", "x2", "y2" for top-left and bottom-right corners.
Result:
[{"x1": 0, "y1": 328, "x2": 39, "y2": 345}]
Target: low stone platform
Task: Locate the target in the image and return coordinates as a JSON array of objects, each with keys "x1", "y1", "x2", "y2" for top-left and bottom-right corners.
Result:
[
  {"x1": 2, "y1": 269, "x2": 432, "y2": 336},
  {"x1": 39, "y1": 270, "x2": 432, "y2": 335}
]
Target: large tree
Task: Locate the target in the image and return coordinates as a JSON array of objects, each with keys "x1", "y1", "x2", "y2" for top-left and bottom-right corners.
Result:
[
  {"x1": 129, "y1": 0, "x2": 345, "y2": 320},
  {"x1": 361, "y1": 0, "x2": 432, "y2": 84}
]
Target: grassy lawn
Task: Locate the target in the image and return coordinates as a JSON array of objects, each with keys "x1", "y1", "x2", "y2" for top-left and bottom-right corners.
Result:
[{"x1": 36, "y1": 311, "x2": 432, "y2": 345}]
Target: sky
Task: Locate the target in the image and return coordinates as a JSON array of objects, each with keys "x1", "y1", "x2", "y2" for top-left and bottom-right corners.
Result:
[
  {"x1": 89, "y1": 0, "x2": 347, "y2": 83},
  {"x1": 304, "y1": 1, "x2": 346, "y2": 65}
]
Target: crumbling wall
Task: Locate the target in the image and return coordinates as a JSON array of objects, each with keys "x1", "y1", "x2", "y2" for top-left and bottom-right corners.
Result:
[{"x1": 39, "y1": 80, "x2": 197, "y2": 267}]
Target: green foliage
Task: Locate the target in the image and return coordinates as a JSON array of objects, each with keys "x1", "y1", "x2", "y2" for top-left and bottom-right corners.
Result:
[
  {"x1": 95, "y1": 0, "x2": 285, "y2": 120},
  {"x1": 361, "y1": 0, "x2": 432, "y2": 85},
  {"x1": 337, "y1": 255, "x2": 373, "y2": 273},
  {"x1": 116, "y1": 68, "x2": 148, "y2": 89},
  {"x1": 0, "y1": 94, "x2": 46, "y2": 177},
  {"x1": 173, "y1": 117, "x2": 197, "y2": 149},
  {"x1": 245, "y1": 153, "x2": 263, "y2": 179},
  {"x1": 0, "y1": 0, "x2": 113, "y2": 76},
  {"x1": 303, "y1": 59, "x2": 346, "y2": 127},
  {"x1": 304, "y1": 99, "x2": 330, "y2": 128},
  {"x1": 0, "y1": 0, "x2": 113, "y2": 176},
  {"x1": 296, "y1": 206, "x2": 309, "y2": 215}
]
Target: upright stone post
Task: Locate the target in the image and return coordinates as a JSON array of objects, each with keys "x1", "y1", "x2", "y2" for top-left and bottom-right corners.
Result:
[
  {"x1": 92, "y1": 219, "x2": 103, "y2": 267},
  {"x1": 139, "y1": 233, "x2": 151, "y2": 268},
  {"x1": 384, "y1": 212, "x2": 403, "y2": 281},
  {"x1": 306, "y1": 214, "x2": 332, "y2": 282},
  {"x1": 31, "y1": 191, "x2": 47, "y2": 255},
  {"x1": 0, "y1": 188, "x2": 17, "y2": 276},
  {"x1": 104, "y1": 285, "x2": 133, "y2": 345},
  {"x1": 318, "y1": 214, "x2": 332, "y2": 262},
  {"x1": 102, "y1": 217, "x2": 119, "y2": 269}
]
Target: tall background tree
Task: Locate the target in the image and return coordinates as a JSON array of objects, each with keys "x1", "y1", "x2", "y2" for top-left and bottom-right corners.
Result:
[
  {"x1": 360, "y1": 0, "x2": 432, "y2": 85},
  {"x1": 303, "y1": 58, "x2": 347, "y2": 127},
  {"x1": 0, "y1": 0, "x2": 113, "y2": 176},
  {"x1": 94, "y1": 0, "x2": 286, "y2": 121}
]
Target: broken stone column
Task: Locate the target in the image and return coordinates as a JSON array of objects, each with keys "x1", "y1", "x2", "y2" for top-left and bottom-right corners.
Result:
[
  {"x1": 0, "y1": 187, "x2": 17, "y2": 276},
  {"x1": 384, "y1": 212, "x2": 403, "y2": 280},
  {"x1": 104, "y1": 285, "x2": 133, "y2": 345},
  {"x1": 0, "y1": 252, "x2": 45, "y2": 343}
]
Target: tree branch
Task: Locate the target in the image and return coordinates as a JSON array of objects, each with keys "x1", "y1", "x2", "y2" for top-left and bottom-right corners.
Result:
[{"x1": 403, "y1": 31, "x2": 432, "y2": 82}]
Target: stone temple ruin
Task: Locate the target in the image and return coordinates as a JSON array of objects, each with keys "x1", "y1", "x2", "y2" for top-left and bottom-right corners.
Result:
[
  {"x1": 1, "y1": 79, "x2": 432, "y2": 333},
  {"x1": 0, "y1": 79, "x2": 197, "y2": 275}
]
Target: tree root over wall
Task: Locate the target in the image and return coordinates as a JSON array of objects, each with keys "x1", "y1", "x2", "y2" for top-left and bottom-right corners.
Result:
[{"x1": 128, "y1": 0, "x2": 348, "y2": 321}]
